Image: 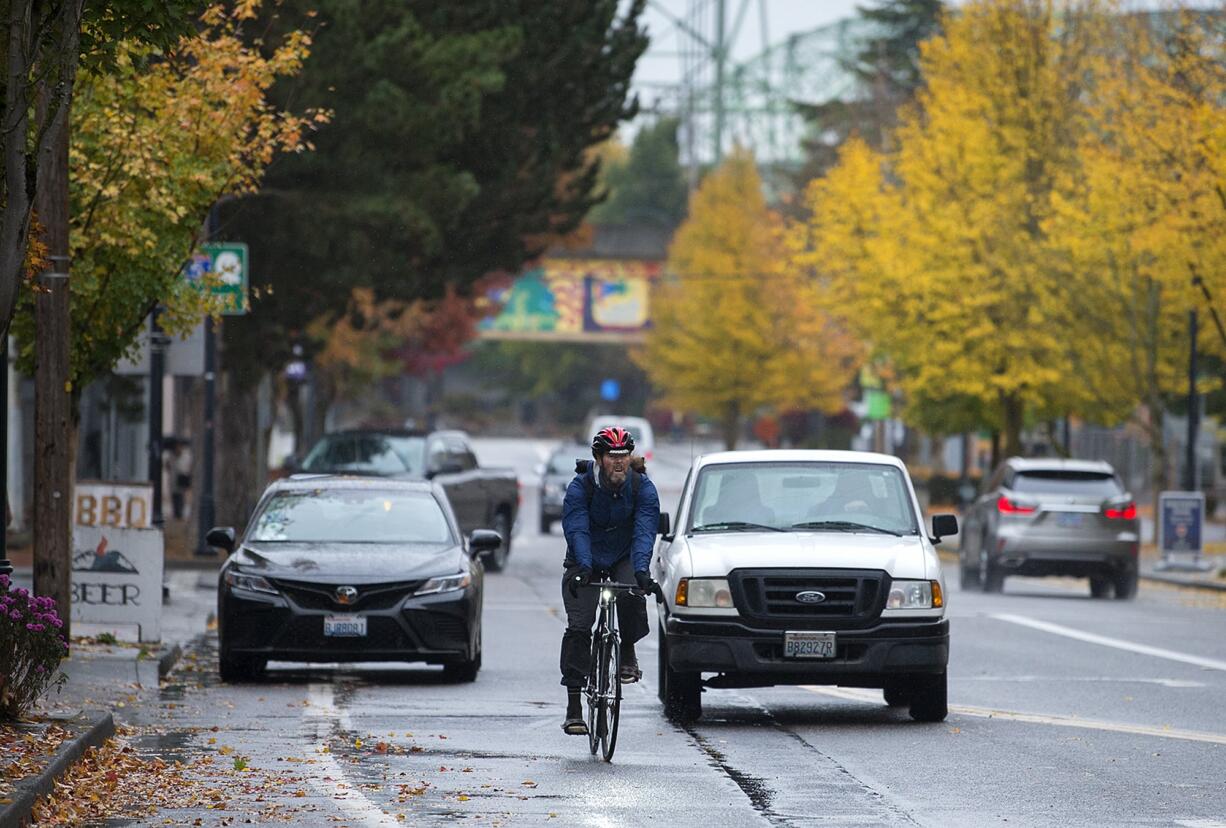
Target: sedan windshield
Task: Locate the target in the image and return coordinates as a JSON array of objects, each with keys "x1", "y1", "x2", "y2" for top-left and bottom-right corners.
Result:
[
  {"x1": 690, "y1": 462, "x2": 919, "y2": 536},
  {"x1": 301, "y1": 434, "x2": 425, "y2": 476},
  {"x1": 248, "y1": 490, "x2": 453, "y2": 543}
]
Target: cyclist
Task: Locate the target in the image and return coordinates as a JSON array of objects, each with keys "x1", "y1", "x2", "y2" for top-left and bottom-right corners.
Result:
[{"x1": 560, "y1": 426, "x2": 660, "y2": 735}]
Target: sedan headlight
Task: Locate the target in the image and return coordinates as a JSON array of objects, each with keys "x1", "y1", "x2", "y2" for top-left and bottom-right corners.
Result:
[
  {"x1": 416, "y1": 572, "x2": 472, "y2": 596},
  {"x1": 676, "y1": 578, "x2": 733, "y2": 608},
  {"x1": 885, "y1": 580, "x2": 943, "y2": 610},
  {"x1": 224, "y1": 570, "x2": 279, "y2": 595}
]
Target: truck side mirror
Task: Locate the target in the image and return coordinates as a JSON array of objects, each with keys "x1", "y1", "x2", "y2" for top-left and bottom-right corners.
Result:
[
  {"x1": 931, "y1": 514, "x2": 958, "y2": 542},
  {"x1": 658, "y1": 512, "x2": 671, "y2": 537},
  {"x1": 206, "y1": 526, "x2": 237, "y2": 552}
]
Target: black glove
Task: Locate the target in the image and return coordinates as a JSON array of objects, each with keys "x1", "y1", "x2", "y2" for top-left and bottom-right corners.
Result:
[
  {"x1": 634, "y1": 570, "x2": 658, "y2": 595},
  {"x1": 567, "y1": 567, "x2": 592, "y2": 599}
]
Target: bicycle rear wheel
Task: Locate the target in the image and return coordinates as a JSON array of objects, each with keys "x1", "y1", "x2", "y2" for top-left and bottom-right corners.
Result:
[{"x1": 599, "y1": 633, "x2": 622, "y2": 762}]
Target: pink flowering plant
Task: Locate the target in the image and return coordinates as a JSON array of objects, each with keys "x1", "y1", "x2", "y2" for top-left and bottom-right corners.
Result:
[{"x1": 0, "y1": 574, "x2": 69, "y2": 719}]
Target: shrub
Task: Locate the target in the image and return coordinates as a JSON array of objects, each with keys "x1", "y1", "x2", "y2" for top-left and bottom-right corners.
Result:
[{"x1": 0, "y1": 574, "x2": 69, "y2": 719}]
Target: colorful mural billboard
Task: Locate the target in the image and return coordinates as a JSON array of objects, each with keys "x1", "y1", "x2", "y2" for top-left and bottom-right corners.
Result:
[{"x1": 478, "y1": 258, "x2": 659, "y2": 342}]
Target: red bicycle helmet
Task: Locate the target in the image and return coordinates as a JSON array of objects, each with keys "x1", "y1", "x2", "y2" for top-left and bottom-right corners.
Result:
[{"x1": 592, "y1": 426, "x2": 635, "y2": 457}]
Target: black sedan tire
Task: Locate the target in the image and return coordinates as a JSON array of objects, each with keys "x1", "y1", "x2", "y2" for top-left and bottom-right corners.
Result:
[
  {"x1": 908, "y1": 671, "x2": 948, "y2": 722},
  {"x1": 219, "y1": 648, "x2": 266, "y2": 683},
  {"x1": 539, "y1": 513, "x2": 552, "y2": 535},
  {"x1": 443, "y1": 626, "x2": 482, "y2": 683}
]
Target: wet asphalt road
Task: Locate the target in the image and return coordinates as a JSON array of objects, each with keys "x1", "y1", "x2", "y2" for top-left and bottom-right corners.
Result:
[{"x1": 117, "y1": 439, "x2": 1226, "y2": 827}]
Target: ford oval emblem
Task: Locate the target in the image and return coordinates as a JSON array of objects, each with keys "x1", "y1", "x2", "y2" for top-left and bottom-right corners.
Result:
[
  {"x1": 795, "y1": 590, "x2": 826, "y2": 604},
  {"x1": 335, "y1": 586, "x2": 358, "y2": 605}
]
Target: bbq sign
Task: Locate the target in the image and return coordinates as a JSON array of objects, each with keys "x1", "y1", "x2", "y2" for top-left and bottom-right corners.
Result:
[{"x1": 71, "y1": 483, "x2": 164, "y2": 642}]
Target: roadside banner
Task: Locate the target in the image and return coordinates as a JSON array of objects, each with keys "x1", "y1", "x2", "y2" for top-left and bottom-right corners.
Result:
[
  {"x1": 71, "y1": 482, "x2": 164, "y2": 642},
  {"x1": 1156, "y1": 491, "x2": 1211, "y2": 572}
]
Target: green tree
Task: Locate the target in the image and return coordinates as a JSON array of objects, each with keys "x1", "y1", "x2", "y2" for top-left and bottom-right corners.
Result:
[{"x1": 591, "y1": 117, "x2": 688, "y2": 227}]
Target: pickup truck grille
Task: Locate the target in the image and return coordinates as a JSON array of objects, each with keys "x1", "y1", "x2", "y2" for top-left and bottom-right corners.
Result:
[{"x1": 729, "y1": 569, "x2": 887, "y2": 628}]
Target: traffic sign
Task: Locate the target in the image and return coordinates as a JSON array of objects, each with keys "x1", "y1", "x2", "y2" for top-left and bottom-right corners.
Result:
[{"x1": 184, "y1": 242, "x2": 249, "y2": 315}]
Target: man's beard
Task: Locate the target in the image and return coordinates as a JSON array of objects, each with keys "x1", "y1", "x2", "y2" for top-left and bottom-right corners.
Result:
[{"x1": 604, "y1": 467, "x2": 628, "y2": 486}]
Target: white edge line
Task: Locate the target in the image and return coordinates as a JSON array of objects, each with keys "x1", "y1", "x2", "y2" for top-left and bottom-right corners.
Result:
[
  {"x1": 305, "y1": 682, "x2": 399, "y2": 827},
  {"x1": 992, "y1": 613, "x2": 1226, "y2": 673}
]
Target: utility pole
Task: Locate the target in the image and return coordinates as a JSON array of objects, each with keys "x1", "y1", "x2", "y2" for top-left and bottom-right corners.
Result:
[
  {"x1": 148, "y1": 310, "x2": 168, "y2": 526},
  {"x1": 1185, "y1": 309, "x2": 1199, "y2": 492},
  {"x1": 0, "y1": 337, "x2": 10, "y2": 578},
  {"x1": 712, "y1": 0, "x2": 727, "y2": 163},
  {"x1": 195, "y1": 206, "x2": 219, "y2": 556}
]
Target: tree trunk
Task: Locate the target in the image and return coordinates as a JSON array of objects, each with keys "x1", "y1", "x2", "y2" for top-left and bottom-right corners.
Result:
[
  {"x1": 216, "y1": 370, "x2": 262, "y2": 532},
  {"x1": 989, "y1": 430, "x2": 1001, "y2": 471},
  {"x1": 1002, "y1": 394, "x2": 1024, "y2": 459},
  {"x1": 32, "y1": 84, "x2": 72, "y2": 631},
  {"x1": 721, "y1": 402, "x2": 740, "y2": 450},
  {"x1": 0, "y1": 1, "x2": 36, "y2": 343},
  {"x1": 1144, "y1": 408, "x2": 1168, "y2": 546}
]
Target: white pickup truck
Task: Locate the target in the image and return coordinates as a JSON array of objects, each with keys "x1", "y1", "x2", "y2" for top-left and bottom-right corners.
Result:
[{"x1": 651, "y1": 450, "x2": 956, "y2": 723}]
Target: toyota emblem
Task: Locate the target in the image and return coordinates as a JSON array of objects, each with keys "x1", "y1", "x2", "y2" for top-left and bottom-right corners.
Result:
[
  {"x1": 794, "y1": 590, "x2": 827, "y2": 604},
  {"x1": 335, "y1": 586, "x2": 358, "y2": 605}
]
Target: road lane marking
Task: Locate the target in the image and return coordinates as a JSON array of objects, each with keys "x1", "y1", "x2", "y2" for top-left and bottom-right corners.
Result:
[
  {"x1": 305, "y1": 682, "x2": 399, "y2": 826},
  {"x1": 992, "y1": 613, "x2": 1226, "y2": 672},
  {"x1": 960, "y1": 675, "x2": 1205, "y2": 688},
  {"x1": 802, "y1": 686, "x2": 1226, "y2": 746}
]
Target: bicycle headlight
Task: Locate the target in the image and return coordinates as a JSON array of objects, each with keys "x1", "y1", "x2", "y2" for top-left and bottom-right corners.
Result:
[
  {"x1": 416, "y1": 572, "x2": 472, "y2": 596},
  {"x1": 884, "y1": 580, "x2": 942, "y2": 610},
  {"x1": 224, "y1": 570, "x2": 279, "y2": 595},
  {"x1": 676, "y1": 578, "x2": 733, "y2": 608}
]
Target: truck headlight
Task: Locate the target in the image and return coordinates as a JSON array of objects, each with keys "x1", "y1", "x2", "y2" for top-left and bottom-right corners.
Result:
[
  {"x1": 676, "y1": 578, "x2": 733, "y2": 608},
  {"x1": 885, "y1": 580, "x2": 942, "y2": 610},
  {"x1": 416, "y1": 573, "x2": 472, "y2": 596},
  {"x1": 224, "y1": 570, "x2": 279, "y2": 595}
]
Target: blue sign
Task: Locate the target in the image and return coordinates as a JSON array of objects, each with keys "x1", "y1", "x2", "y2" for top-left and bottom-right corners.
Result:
[
  {"x1": 600, "y1": 379, "x2": 621, "y2": 402},
  {"x1": 1159, "y1": 492, "x2": 1203, "y2": 554}
]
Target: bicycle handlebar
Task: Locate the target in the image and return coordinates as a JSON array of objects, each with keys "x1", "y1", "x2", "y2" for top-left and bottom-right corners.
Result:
[{"x1": 579, "y1": 580, "x2": 665, "y2": 600}]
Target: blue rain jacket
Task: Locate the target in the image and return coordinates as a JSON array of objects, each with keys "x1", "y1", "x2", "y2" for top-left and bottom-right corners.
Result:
[{"x1": 561, "y1": 463, "x2": 660, "y2": 573}]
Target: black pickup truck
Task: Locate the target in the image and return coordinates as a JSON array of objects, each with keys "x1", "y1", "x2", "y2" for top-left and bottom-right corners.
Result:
[{"x1": 293, "y1": 429, "x2": 520, "y2": 570}]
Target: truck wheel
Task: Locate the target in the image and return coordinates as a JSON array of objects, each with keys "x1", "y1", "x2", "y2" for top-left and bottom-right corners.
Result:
[
  {"x1": 1089, "y1": 575, "x2": 1113, "y2": 598},
  {"x1": 959, "y1": 552, "x2": 981, "y2": 592},
  {"x1": 883, "y1": 678, "x2": 912, "y2": 707},
  {"x1": 980, "y1": 548, "x2": 1004, "y2": 593},
  {"x1": 658, "y1": 623, "x2": 701, "y2": 722},
  {"x1": 1113, "y1": 568, "x2": 1138, "y2": 600},
  {"x1": 908, "y1": 671, "x2": 948, "y2": 722},
  {"x1": 539, "y1": 513, "x2": 552, "y2": 535},
  {"x1": 485, "y1": 511, "x2": 511, "y2": 572}
]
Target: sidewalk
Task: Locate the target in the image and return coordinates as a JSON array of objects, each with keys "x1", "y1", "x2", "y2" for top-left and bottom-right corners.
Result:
[
  {"x1": 1140, "y1": 555, "x2": 1226, "y2": 592},
  {"x1": 1, "y1": 569, "x2": 214, "y2": 826}
]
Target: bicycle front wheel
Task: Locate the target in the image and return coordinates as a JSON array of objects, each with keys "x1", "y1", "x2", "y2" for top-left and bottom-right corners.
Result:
[{"x1": 599, "y1": 633, "x2": 622, "y2": 762}]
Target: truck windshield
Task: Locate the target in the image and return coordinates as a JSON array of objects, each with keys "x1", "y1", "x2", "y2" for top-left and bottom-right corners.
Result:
[
  {"x1": 248, "y1": 489, "x2": 452, "y2": 543},
  {"x1": 301, "y1": 434, "x2": 425, "y2": 476},
  {"x1": 689, "y1": 462, "x2": 919, "y2": 536}
]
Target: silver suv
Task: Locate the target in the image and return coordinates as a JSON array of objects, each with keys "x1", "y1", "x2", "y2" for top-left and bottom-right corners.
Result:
[{"x1": 959, "y1": 458, "x2": 1140, "y2": 598}]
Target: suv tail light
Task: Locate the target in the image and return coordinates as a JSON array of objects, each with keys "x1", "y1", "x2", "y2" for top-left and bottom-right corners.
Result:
[
  {"x1": 997, "y1": 495, "x2": 1036, "y2": 515},
  {"x1": 1104, "y1": 502, "x2": 1137, "y2": 520}
]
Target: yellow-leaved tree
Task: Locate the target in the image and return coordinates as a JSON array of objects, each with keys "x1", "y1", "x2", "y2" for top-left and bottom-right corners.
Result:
[
  {"x1": 636, "y1": 148, "x2": 860, "y2": 448},
  {"x1": 800, "y1": 0, "x2": 1111, "y2": 459},
  {"x1": 1047, "y1": 10, "x2": 1226, "y2": 496}
]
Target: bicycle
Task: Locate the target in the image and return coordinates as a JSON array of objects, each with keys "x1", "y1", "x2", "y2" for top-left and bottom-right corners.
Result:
[{"x1": 579, "y1": 579, "x2": 659, "y2": 762}]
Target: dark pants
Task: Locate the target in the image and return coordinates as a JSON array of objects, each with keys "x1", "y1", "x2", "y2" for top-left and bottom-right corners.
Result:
[{"x1": 559, "y1": 557, "x2": 649, "y2": 688}]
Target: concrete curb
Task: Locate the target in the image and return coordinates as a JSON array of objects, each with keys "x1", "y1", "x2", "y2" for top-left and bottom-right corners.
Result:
[
  {"x1": 0, "y1": 711, "x2": 115, "y2": 828},
  {"x1": 157, "y1": 643, "x2": 183, "y2": 679},
  {"x1": 1140, "y1": 571, "x2": 1226, "y2": 592}
]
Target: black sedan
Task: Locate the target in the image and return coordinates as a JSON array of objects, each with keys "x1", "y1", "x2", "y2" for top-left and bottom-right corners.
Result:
[{"x1": 210, "y1": 477, "x2": 500, "y2": 683}]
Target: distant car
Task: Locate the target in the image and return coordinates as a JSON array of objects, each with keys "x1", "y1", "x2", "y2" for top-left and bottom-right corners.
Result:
[
  {"x1": 537, "y1": 443, "x2": 586, "y2": 534},
  {"x1": 295, "y1": 429, "x2": 519, "y2": 571},
  {"x1": 959, "y1": 458, "x2": 1140, "y2": 598},
  {"x1": 588, "y1": 415, "x2": 655, "y2": 461},
  {"x1": 212, "y1": 476, "x2": 499, "y2": 683}
]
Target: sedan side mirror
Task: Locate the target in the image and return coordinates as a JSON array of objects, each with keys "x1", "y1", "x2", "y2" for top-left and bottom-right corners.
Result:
[
  {"x1": 206, "y1": 526, "x2": 237, "y2": 553},
  {"x1": 931, "y1": 514, "x2": 959, "y2": 543},
  {"x1": 657, "y1": 512, "x2": 671, "y2": 537},
  {"x1": 469, "y1": 529, "x2": 502, "y2": 554}
]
